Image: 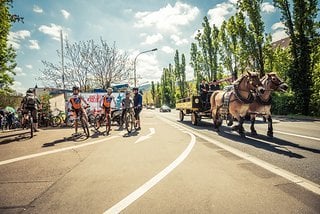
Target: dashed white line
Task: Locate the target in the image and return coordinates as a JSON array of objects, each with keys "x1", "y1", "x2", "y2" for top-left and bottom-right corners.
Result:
[
  {"x1": 273, "y1": 130, "x2": 320, "y2": 141},
  {"x1": 0, "y1": 136, "x2": 119, "y2": 166},
  {"x1": 159, "y1": 116, "x2": 320, "y2": 196},
  {"x1": 104, "y1": 132, "x2": 196, "y2": 214}
]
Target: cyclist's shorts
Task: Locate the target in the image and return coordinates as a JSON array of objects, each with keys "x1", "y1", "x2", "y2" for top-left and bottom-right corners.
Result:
[
  {"x1": 134, "y1": 107, "x2": 142, "y2": 120},
  {"x1": 72, "y1": 109, "x2": 82, "y2": 117}
]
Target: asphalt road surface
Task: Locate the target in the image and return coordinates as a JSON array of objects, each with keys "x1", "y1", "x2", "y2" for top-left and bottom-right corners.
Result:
[{"x1": 0, "y1": 109, "x2": 319, "y2": 214}]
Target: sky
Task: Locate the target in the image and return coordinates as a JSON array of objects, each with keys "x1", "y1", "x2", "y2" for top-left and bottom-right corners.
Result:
[{"x1": 9, "y1": 0, "x2": 290, "y2": 93}]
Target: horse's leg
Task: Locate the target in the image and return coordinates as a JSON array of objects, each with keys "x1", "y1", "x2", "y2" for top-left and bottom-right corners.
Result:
[
  {"x1": 212, "y1": 109, "x2": 220, "y2": 131},
  {"x1": 227, "y1": 114, "x2": 233, "y2": 126},
  {"x1": 250, "y1": 114, "x2": 257, "y2": 135},
  {"x1": 267, "y1": 115, "x2": 273, "y2": 137},
  {"x1": 238, "y1": 116, "x2": 245, "y2": 137}
]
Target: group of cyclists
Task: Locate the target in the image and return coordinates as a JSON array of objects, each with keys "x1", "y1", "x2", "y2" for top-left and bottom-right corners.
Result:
[{"x1": 19, "y1": 86, "x2": 143, "y2": 137}]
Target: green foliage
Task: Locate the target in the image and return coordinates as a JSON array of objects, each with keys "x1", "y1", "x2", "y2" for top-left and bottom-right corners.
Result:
[
  {"x1": 0, "y1": 0, "x2": 23, "y2": 94},
  {"x1": 274, "y1": 0, "x2": 319, "y2": 115},
  {"x1": 194, "y1": 16, "x2": 220, "y2": 81},
  {"x1": 271, "y1": 92, "x2": 295, "y2": 115},
  {"x1": 39, "y1": 92, "x2": 51, "y2": 114}
]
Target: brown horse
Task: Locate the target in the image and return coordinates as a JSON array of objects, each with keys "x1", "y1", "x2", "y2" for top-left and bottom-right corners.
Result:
[
  {"x1": 210, "y1": 72, "x2": 265, "y2": 137},
  {"x1": 248, "y1": 72, "x2": 288, "y2": 137}
]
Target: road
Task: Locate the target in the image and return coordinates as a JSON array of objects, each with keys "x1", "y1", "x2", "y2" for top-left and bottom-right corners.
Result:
[{"x1": 0, "y1": 109, "x2": 319, "y2": 213}]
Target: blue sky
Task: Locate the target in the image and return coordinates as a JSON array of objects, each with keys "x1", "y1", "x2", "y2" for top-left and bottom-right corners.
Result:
[{"x1": 9, "y1": 0, "x2": 289, "y2": 93}]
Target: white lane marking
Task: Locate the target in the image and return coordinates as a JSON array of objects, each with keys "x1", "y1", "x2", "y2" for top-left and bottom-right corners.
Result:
[
  {"x1": 104, "y1": 132, "x2": 196, "y2": 214},
  {"x1": 273, "y1": 130, "x2": 320, "y2": 141},
  {"x1": 0, "y1": 136, "x2": 119, "y2": 166},
  {"x1": 159, "y1": 116, "x2": 320, "y2": 196},
  {"x1": 134, "y1": 128, "x2": 155, "y2": 144}
]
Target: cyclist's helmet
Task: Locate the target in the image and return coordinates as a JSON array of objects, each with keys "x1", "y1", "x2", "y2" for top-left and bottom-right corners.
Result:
[
  {"x1": 107, "y1": 87, "x2": 113, "y2": 94},
  {"x1": 26, "y1": 89, "x2": 33, "y2": 94},
  {"x1": 72, "y1": 86, "x2": 79, "y2": 91}
]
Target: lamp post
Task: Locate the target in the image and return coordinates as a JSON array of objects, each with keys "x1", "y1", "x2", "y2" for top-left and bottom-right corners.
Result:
[{"x1": 133, "y1": 48, "x2": 157, "y2": 87}]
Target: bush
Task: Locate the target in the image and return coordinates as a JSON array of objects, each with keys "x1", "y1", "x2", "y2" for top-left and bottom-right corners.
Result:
[{"x1": 271, "y1": 92, "x2": 296, "y2": 115}]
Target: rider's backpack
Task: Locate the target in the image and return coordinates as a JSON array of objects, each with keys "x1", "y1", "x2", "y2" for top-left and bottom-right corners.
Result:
[
  {"x1": 25, "y1": 95, "x2": 36, "y2": 108},
  {"x1": 103, "y1": 96, "x2": 112, "y2": 108}
]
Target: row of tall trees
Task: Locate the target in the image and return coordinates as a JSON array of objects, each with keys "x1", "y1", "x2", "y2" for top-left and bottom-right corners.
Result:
[
  {"x1": 187, "y1": 0, "x2": 319, "y2": 115},
  {"x1": 40, "y1": 39, "x2": 132, "y2": 91}
]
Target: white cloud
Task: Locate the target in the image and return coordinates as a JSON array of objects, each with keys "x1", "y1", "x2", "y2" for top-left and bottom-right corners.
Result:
[
  {"x1": 161, "y1": 46, "x2": 174, "y2": 54},
  {"x1": 134, "y1": 2, "x2": 199, "y2": 33},
  {"x1": 8, "y1": 30, "x2": 31, "y2": 49},
  {"x1": 33, "y1": 5, "x2": 43, "y2": 13},
  {"x1": 207, "y1": 1, "x2": 237, "y2": 28},
  {"x1": 38, "y1": 24, "x2": 64, "y2": 41},
  {"x1": 26, "y1": 65, "x2": 33, "y2": 69},
  {"x1": 14, "y1": 67, "x2": 26, "y2": 77},
  {"x1": 272, "y1": 22, "x2": 286, "y2": 31},
  {"x1": 170, "y1": 34, "x2": 188, "y2": 46},
  {"x1": 261, "y1": 2, "x2": 276, "y2": 13},
  {"x1": 130, "y1": 52, "x2": 161, "y2": 85},
  {"x1": 12, "y1": 81, "x2": 27, "y2": 94},
  {"x1": 141, "y1": 33, "x2": 163, "y2": 45},
  {"x1": 272, "y1": 30, "x2": 289, "y2": 42},
  {"x1": 29, "y1": 40, "x2": 40, "y2": 50},
  {"x1": 61, "y1": 9, "x2": 70, "y2": 19}
]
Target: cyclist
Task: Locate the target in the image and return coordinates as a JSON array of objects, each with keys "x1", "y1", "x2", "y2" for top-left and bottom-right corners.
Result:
[
  {"x1": 98, "y1": 87, "x2": 116, "y2": 134},
  {"x1": 132, "y1": 87, "x2": 142, "y2": 130},
  {"x1": 68, "y1": 86, "x2": 90, "y2": 136},
  {"x1": 20, "y1": 89, "x2": 41, "y2": 132},
  {"x1": 120, "y1": 91, "x2": 133, "y2": 129}
]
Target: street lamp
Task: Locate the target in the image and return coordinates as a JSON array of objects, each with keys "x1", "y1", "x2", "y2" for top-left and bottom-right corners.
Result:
[{"x1": 133, "y1": 48, "x2": 157, "y2": 87}]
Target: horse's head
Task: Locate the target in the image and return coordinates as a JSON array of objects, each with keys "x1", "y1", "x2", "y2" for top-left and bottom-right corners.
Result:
[
  {"x1": 246, "y1": 71, "x2": 265, "y2": 95},
  {"x1": 265, "y1": 72, "x2": 288, "y2": 92}
]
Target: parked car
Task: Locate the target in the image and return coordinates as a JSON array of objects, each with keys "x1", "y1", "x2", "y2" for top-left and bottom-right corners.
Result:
[
  {"x1": 147, "y1": 105, "x2": 156, "y2": 110},
  {"x1": 160, "y1": 105, "x2": 171, "y2": 112}
]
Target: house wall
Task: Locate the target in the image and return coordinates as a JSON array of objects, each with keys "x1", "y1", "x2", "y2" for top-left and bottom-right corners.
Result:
[{"x1": 49, "y1": 94, "x2": 65, "y2": 112}]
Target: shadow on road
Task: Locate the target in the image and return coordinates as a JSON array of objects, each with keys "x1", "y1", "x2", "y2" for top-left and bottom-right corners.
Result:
[
  {"x1": 0, "y1": 131, "x2": 32, "y2": 144},
  {"x1": 177, "y1": 119, "x2": 320, "y2": 159}
]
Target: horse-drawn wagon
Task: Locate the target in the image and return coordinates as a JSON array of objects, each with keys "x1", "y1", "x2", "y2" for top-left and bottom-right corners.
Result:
[
  {"x1": 175, "y1": 94, "x2": 213, "y2": 126},
  {"x1": 176, "y1": 72, "x2": 287, "y2": 138}
]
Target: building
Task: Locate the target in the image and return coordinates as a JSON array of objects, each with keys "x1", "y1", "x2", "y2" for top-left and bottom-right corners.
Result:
[{"x1": 272, "y1": 37, "x2": 291, "y2": 49}]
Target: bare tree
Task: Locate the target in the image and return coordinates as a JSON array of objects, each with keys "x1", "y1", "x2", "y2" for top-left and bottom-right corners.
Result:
[
  {"x1": 85, "y1": 39, "x2": 131, "y2": 90},
  {"x1": 39, "y1": 39, "x2": 131, "y2": 91}
]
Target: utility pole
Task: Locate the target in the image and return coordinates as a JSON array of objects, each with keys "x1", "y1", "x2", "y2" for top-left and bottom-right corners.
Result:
[{"x1": 60, "y1": 30, "x2": 65, "y2": 90}]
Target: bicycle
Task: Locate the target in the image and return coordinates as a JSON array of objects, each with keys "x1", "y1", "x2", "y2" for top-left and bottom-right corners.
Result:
[
  {"x1": 123, "y1": 107, "x2": 136, "y2": 133},
  {"x1": 94, "y1": 108, "x2": 116, "y2": 135},
  {"x1": 23, "y1": 110, "x2": 34, "y2": 138},
  {"x1": 70, "y1": 108, "x2": 90, "y2": 139}
]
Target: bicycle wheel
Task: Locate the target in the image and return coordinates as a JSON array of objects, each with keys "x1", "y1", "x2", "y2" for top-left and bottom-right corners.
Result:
[
  {"x1": 51, "y1": 116, "x2": 62, "y2": 127},
  {"x1": 125, "y1": 112, "x2": 133, "y2": 133},
  {"x1": 81, "y1": 117, "x2": 90, "y2": 138},
  {"x1": 105, "y1": 114, "x2": 111, "y2": 135},
  {"x1": 66, "y1": 115, "x2": 75, "y2": 127},
  {"x1": 94, "y1": 115, "x2": 104, "y2": 131},
  {"x1": 30, "y1": 115, "x2": 34, "y2": 138}
]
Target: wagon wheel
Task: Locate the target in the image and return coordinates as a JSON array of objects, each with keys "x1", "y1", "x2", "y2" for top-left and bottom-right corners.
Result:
[
  {"x1": 191, "y1": 112, "x2": 198, "y2": 126},
  {"x1": 179, "y1": 111, "x2": 184, "y2": 122}
]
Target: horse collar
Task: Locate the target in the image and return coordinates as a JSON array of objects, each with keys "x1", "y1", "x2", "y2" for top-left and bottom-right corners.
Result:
[{"x1": 234, "y1": 83, "x2": 255, "y2": 104}]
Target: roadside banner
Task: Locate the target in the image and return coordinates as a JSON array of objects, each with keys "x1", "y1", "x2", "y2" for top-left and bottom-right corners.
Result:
[{"x1": 66, "y1": 93, "x2": 124, "y2": 115}]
